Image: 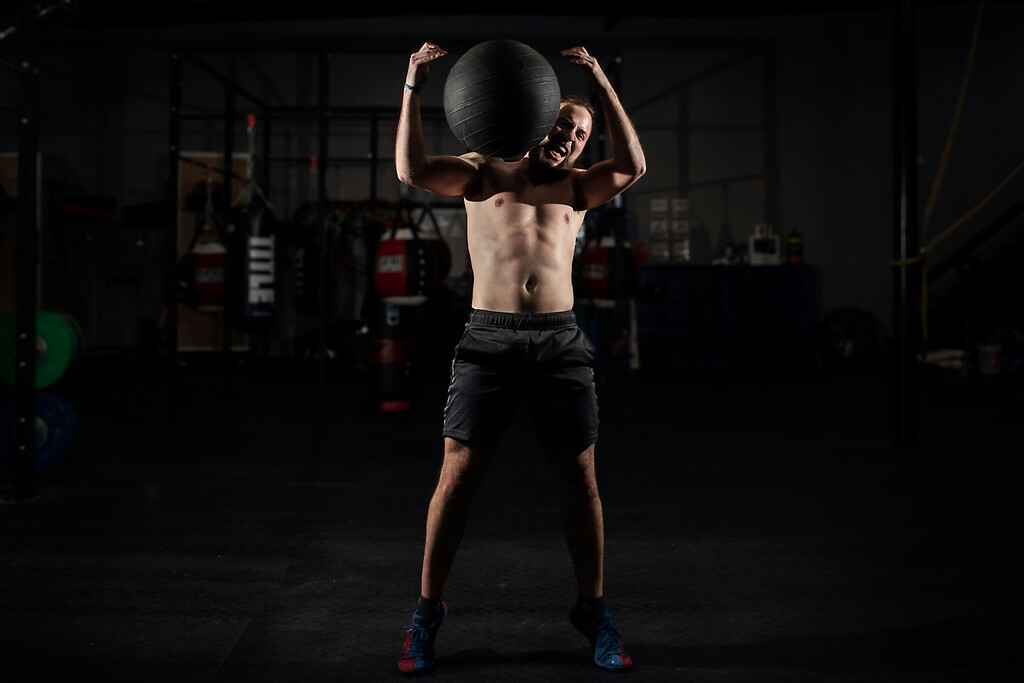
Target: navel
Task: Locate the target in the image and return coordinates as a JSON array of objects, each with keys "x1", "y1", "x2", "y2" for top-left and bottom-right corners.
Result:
[
  {"x1": 495, "y1": 198, "x2": 505, "y2": 207},
  {"x1": 525, "y1": 276, "x2": 538, "y2": 293},
  {"x1": 563, "y1": 212, "x2": 570, "y2": 224}
]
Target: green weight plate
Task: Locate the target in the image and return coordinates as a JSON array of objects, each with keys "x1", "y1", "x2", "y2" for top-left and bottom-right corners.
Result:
[
  {"x1": 0, "y1": 310, "x2": 80, "y2": 388},
  {"x1": 34, "y1": 310, "x2": 78, "y2": 388}
]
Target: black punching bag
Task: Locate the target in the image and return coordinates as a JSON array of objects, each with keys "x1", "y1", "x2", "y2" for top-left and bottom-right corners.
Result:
[
  {"x1": 443, "y1": 39, "x2": 561, "y2": 160},
  {"x1": 226, "y1": 195, "x2": 277, "y2": 329},
  {"x1": 227, "y1": 114, "x2": 278, "y2": 330}
]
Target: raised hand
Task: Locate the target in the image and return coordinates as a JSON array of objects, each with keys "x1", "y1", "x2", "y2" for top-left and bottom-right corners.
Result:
[
  {"x1": 407, "y1": 42, "x2": 449, "y2": 89},
  {"x1": 560, "y1": 46, "x2": 610, "y2": 90}
]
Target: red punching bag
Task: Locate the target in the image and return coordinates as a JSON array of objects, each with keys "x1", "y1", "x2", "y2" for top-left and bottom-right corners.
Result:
[
  {"x1": 192, "y1": 167, "x2": 226, "y2": 313},
  {"x1": 579, "y1": 236, "x2": 638, "y2": 304},
  {"x1": 367, "y1": 299, "x2": 413, "y2": 412},
  {"x1": 578, "y1": 206, "x2": 638, "y2": 305},
  {"x1": 373, "y1": 219, "x2": 439, "y2": 305},
  {"x1": 178, "y1": 167, "x2": 226, "y2": 313}
]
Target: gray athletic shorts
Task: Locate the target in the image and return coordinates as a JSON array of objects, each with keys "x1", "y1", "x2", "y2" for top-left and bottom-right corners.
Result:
[{"x1": 442, "y1": 309, "x2": 599, "y2": 454}]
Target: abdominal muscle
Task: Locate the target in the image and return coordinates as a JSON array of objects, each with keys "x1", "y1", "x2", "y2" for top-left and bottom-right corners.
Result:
[{"x1": 464, "y1": 195, "x2": 585, "y2": 314}]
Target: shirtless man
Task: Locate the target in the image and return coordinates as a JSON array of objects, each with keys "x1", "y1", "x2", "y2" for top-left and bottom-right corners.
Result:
[{"x1": 395, "y1": 41, "x2": 645, "y2": 675}]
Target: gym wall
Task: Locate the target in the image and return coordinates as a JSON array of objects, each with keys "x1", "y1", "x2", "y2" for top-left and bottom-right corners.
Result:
[{"x1": 2, "y1": 7, "x2": 1022, "y2": 358}]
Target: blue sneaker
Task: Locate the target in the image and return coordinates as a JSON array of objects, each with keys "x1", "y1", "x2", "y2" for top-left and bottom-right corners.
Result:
[
  {"x1": 569, "y1": 605, "x2": 633, "y2": 672},
  {"x1": 398, "y1": 601, "x2": 447, "y2": 674}
]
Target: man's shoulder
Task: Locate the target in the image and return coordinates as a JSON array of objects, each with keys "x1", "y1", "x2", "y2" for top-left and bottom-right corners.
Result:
[
  {"x1": 458, "y1": 152, "x2": 523, "y2": 176},
  {"x1": 466, "y1": 153, "x2": 518, "y2": 168}
]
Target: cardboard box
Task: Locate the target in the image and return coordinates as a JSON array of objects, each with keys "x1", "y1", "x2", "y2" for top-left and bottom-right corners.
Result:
[
  {"x1": 650, "y1": 196, "x2": 669, "y2": 217},
  {"x1": 671, "y1": 196, "x2": 689, "y2": 217},
  {"x1": 649, "y1": 240, "x2": 671, "y2": 262},
  {"x1": 671, "y1": 239, "x2": 691, "y2": 261},
  {"x1": 649, "y1": 218, "x2": 669, "y2": 240},
  {"x1": 670, "y1": 219, "x2": 690, "y2": 240}
]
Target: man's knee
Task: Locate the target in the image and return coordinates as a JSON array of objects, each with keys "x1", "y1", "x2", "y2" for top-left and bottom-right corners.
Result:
[
  {"x1": 550, "y1": 445, "x2": 600, "y2": 498},
  {"x1": 435, "y1": 438, "x2": 490, "y2": 498}
]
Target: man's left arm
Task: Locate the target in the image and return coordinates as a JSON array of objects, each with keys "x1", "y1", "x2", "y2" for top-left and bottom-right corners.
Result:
[{"x1": 562, "y1": 46, "x2": 647, "y2": 209}]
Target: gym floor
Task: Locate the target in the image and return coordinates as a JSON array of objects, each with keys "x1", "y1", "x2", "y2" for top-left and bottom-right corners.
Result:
[{"x1": 2, "y1": 346, "x2": 1023, "y2": 682}]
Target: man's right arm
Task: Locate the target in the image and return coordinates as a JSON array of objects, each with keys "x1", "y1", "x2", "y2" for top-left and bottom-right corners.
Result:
[
  {"x1": 395, "y1": 42, "x2": 480, "y2": 197},
  {"x1": 561, "y1": 46, "x2": 646, "y2": 209}
]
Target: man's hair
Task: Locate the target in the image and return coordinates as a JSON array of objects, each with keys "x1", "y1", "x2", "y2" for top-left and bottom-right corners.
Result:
[{"x1": 561, "y1": 94, "x2": 596, "y2": 119}]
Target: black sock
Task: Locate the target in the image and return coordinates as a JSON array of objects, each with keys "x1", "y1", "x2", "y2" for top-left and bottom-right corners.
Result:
[
  {"x1": 416, "y1": 595, "x2": 441, "y2": 620},
  {"x1": 577, "y1": 594, "x2": 605, "y2": 617}
]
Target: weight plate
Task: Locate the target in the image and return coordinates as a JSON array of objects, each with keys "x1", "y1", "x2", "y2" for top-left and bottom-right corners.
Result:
[
  {"x1": 0, "y1": 392, "x2": 79, "y2": 473},
  {"x1": 0, "y1": 310, "x2": 83, "y2": 388}
]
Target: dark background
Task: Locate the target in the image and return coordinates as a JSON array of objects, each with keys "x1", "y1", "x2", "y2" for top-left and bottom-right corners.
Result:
[{"x1": 1, "y1": 2, "x2": 1022, "y2": 682}]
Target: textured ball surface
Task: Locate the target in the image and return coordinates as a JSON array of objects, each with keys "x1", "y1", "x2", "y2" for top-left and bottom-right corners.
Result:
[{"x1": 443, "y1": 39, "x2": 561, "y2": 159}]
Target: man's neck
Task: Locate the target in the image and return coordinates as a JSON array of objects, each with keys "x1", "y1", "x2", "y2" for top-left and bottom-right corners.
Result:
[{"x1": 519, "y1": 158, "x2": 571, "y2": 186}]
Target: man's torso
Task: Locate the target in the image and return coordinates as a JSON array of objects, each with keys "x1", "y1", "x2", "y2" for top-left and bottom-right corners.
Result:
[{"x1": 463, "y1": 157, "x2": 586, "y2": 313}]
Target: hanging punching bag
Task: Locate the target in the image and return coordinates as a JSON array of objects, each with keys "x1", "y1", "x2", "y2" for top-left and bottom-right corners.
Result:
[
  {"x1": 578, "y1": 207, "x2": 638, "y2": 305},
  {"x1": 414, "y1": 204, "x2": 452, "y2": 286},
  {"x1": 367, "y1": 298, "x2": 413, "y2": 412},
  {"x1": 178, "y1": 170, "x2": 226, "y2": 313},
  {"x1": 290, "y1": 155, "x2": 334, "y2": 317},
  {"x1": 226, "y1": 114, "x2": 278, "y2": 330},
  {"x1": 373, "y1": 216, "x2": 439, "y2": 306},
  {"x1": 192, "y1": 167, "x2": 226, "y2": 313}
]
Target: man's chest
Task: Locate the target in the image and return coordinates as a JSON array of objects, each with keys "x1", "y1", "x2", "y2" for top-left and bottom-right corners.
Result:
[{"x1": 466, "y1": 192, "x2": 584, "y2": 236}]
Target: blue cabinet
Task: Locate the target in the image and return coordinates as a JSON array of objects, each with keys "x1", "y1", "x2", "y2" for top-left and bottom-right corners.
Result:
[{"x1": 637, "y1": 264, "x2": 819, "y2": 368}]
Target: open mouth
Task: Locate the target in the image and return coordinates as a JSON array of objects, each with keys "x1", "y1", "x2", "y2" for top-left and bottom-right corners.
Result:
[{"x1": 547, "y1": 145, "x2": 568, "y2": 161}]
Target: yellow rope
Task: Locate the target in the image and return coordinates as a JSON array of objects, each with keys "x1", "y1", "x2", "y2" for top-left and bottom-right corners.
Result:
[
  {"x1": 884, "y1": 159, "x2": 1019, "y2": 266},
  {"x1": 891, "y1": 160, "x2": 1024, "y2": 268},
  {"x1": 890, "y1": 0, "x2": 991, "y2": 345},
  {"x1": 920, "y1": 0, "x2": 986, "y2": 238},
  {"x1": 890, "y1": 159, "x2": 1024, "y2": 341},
  {"x1": 926, "y1": 161, "x2": 1024, "y2": 253}
]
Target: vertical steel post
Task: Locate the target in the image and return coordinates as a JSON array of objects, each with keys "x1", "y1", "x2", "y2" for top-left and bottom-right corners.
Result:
[
  {"x1": 369, "y1": 111, "x2": 379, "y2": 207},
  {"x1": 317, "y1": 51, "x2": 330, "y2": 417},
  {"x1": 678, "y1": 87, "x2": 689, "y2": 199},
  {"x1": 222, "y1": 59, "x2": 236, "y2": 395},
  {"x1": 11, "y1": 5, "x2": 39, "y2": 500},
  {"x1": 167, "y1": 50, "x2": 182, "y2": 427},
  {"x1": 763, "y1": 41, "x2": 782, "y2": 230},
  {"x1": 893, "y1": 0, "x2": 920, "y2": 449}
]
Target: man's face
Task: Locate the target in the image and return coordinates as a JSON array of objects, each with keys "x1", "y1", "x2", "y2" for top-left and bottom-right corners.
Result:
[{"x1": 528, "y1": 102, "x2": 592, "y2": 173}]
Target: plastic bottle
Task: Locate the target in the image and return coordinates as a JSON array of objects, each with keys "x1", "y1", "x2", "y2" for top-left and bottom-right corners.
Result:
[{"x1": 785, "y1": 227, "x2": 804, "y2": 265}]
